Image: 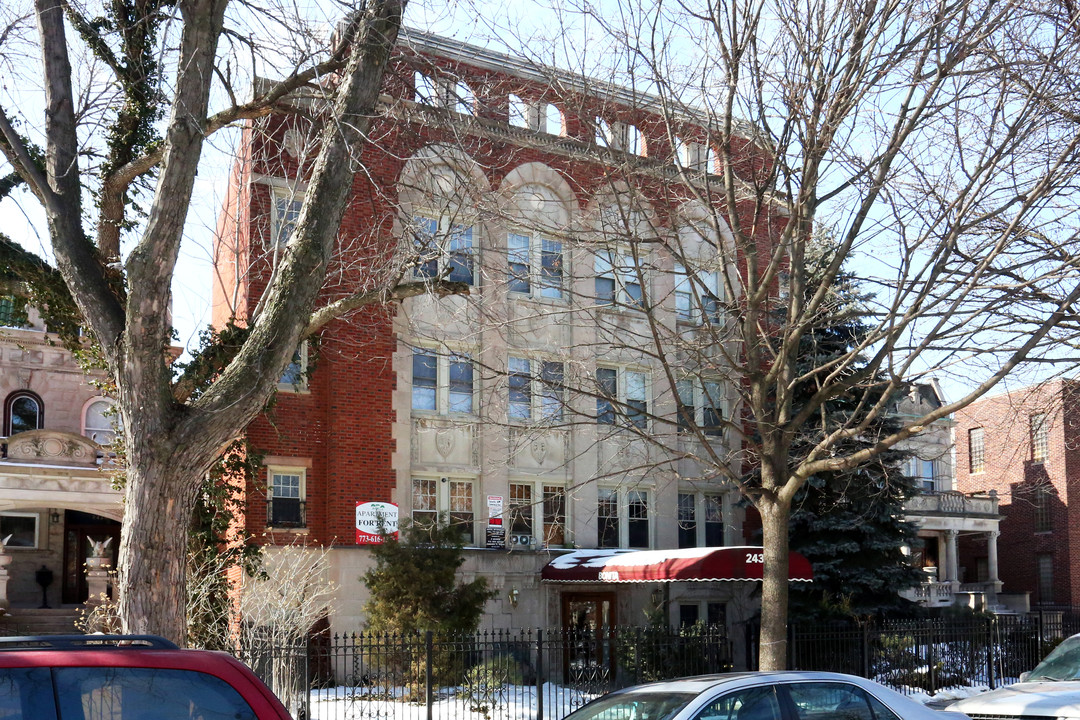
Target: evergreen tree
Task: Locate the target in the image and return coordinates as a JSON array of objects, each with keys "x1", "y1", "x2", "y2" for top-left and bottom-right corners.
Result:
[
  {"x1": 363, "y1": 520, "x2": 494, "y2": 637},
  {"x1": 782, "y1": 256, "x2": 925, "y2": 621}
]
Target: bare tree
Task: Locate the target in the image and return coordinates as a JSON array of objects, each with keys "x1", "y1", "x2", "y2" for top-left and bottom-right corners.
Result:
[
  {"x1": 0, "y1": 0, "x2": 445, "y2": 642},
  {"x1": 447, "y1": 0, "x2": 1080, "y2": 669}
]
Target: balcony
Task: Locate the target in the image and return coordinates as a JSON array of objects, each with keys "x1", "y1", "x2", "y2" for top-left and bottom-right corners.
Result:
[
  {"x1": 904, "y1": 490, "x2": 998, "y2": 518},
  {"x1": 266, "y1": 497, "x2": 306, "y2": 529}
]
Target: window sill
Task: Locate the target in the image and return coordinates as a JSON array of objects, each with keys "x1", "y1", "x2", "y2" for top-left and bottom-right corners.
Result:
[
  {"x1": 276, "y1": 384, "x2": 310, "y2": 395},
  {"x1": 265, "y1": 526, "x2": 309, "y2": 534},
  {"x1": 509, "y1": 292, "x2": 569, "y2": 306}
]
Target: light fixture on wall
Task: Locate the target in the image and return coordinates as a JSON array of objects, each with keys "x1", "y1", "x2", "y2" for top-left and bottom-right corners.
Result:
[
  {"x1": 507, "y1": 587, "x2": 519, "y2": 608},
  {"x1": 49, "y1": 509, "x2": 61, "y2": 525}
]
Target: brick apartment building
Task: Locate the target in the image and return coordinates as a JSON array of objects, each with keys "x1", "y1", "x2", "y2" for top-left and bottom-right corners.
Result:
[
  {"x1": 955, "y1": 379, "x2": 1080, "y2": 608},
  {"x1": 212, "y1": 29, "x2": 784, "y2": 639}
]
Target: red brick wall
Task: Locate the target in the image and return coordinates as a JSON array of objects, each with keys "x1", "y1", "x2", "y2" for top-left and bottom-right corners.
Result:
[{"x1": 955, "y1": 380, "x2": 1077, "y2": 605}]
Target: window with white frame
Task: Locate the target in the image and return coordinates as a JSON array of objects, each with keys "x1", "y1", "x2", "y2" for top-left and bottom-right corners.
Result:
[
  {"x1": 543, "y1": 104, "x2": 563, "y2": 136},
  {"x1": 412, "y1": 215, "x2": 476, "y2": 285},
  {"x1": 678, "y1": 492, "x2": 724, "y2": 548},
  {"x1": 508, "y1": 482, "x2": 566, "y2": 548},
  {"x1": 0, "y1": 512, "x2": 38, "y2": 548},
  {"x1": 412, "y1": 348, "x2": 474, "y2": 415},
  {"x1": 267, "y1": 466, "x2": 306, "y2": 528},
  {"x1": 906, "y1": 457, "x2": 937, "y2": 492},
  {"x1": 674, "y1": 264, "x2": 722, "y2": 324},
  {"x1": 1032, "y1": 412, "x2": 1049, "y2": 463},
  {"x1": 83, "y1": 399, "x2": 121, "y2": 445},
  {"x1": 412, "y1": 477, "x2": 475, "y2": 544},
  {"x1": 5, "y1": 391, "x2": 42, "y2": 436},
  {"x1": 597, "y1": 487, "x2": 650, "y2": 548},
  {"x1": 597, "y1": 367, "x2": 648, "y2": 429},
  {"x1": 676, "y1": 379, "x2": 724, "y2": 437},
  {"x1": 595, "y1": 118, "x2": 637, "y2": 153},
  {"x1": 595, "y1": 249, "x2": 644, "y2": 309},
  {"x1": 968, "y1": 427, "x2": 985, "y2": 474},
  {"x1": 508, "y1": 232, "x2": 563, "y2": 299},
  {"x1": 278, "y1": 340, "x2": 309, "y2": 392},
  {"x1": 451, "y1": 80, "x2": 475, "y2": 115},
  {"x1": 508, "y1": 94, "x2": 530, "y2": 129},
  {"x1": 508, "y1": 357, "x2": 564, "y2": 422},
  {"x1": 271, "y1": 187, "x2": 304, "y2": 246}
]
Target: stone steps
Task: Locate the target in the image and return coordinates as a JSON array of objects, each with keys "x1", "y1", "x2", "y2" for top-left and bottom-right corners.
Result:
[{"x1": 0, "y1": 607, "x2": 80, "y2": 636}]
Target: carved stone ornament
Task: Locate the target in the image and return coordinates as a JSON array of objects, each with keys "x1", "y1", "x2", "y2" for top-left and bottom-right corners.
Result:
[
  {"x1": 435, "y1": 430, "x2": 454, "y2": 458},
  {"x1": 282, "y1": 129, "x2": 306, "y2": 159},
  {"x1": 530, "y1": 437, "x2": 548, "y2": 465},
  {"x1": 5, "y1": 430, "x2": 100, "y2": 467}
]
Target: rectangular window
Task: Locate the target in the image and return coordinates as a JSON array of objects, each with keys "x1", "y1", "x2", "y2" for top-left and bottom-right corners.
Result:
[
  {"x1": 272, "y1": 189, "x2": 303, "y2": 246},
  {"x1": 598, "y1": 487, "x2": 620, "y2": 548},
  {"x1": 628, "y1": 490, "x2": 649, "y2": 548},
  {"x1": 704, "y1": 494, "x2": 724, "y2": 546},
  {"x1": 509, "y1": 482, "x2": 534, "y2": 537},
  {"x1": 1032, "y1": 413, "x2": 1049, "y2": 463},
  {"x1": 268, "y1": 468, "x2": 305, "y2": 528},
  {"x1": 278, "y1": 340, "x2": 309, "y2": 392},
  {"x1": 677, "y1": 379, "x2": 724, "y2": 436},
  {"x1": 969, "y1": 427, "x2": 985, "y2": 474},
  {"x1": 679, "y1": 603, "x2": 699, "y2": 627},
  {"x1": 508, "y1": 233, "x2": 563, "y2": 299},
  {"x1": 678, "y1": 493, "x2": 696, "y2": 549},
  {"x1": 0, "y1": 513, "x2": 38, "y2": 548},
  {"x1": 597, "y1": 367, "x2": 618, "y2": 425},
  {"x1": 674, "y1": 264, "x2": 721, "y2": 324},
  {"x1": 1034, "y1": 486, "x2": 1053, "y2": 532},
  {"x1": 412, "y1": 478, "x2": 438, "y2": 529},
  {"x1": 596, "y1": 367, "x2": 648, "y2": 429},
  {"x1": 595, "y1": 250, "x2": 644, "y2": 309},
  {"x1": 412, "y1": 215, "x2": 476, "y2": 285},
  {"x1": 908, "y1": 457, "x2": 936, "y2": 492},
  {"x1": 707, "y1": 602, "x2": 727, "y2": 628},
  {"x1": 0, "y1": 295, "x2": 28, "y2": 329},
  {"x1": 412, "y1": 477, "x2": 475, "y2": 545},
  {"x1": 543, "y1": 485, "x2": 566, "y2": 546},
  {"x1": 509, "y1": 358, "x2": 564, "y2": 422},
  {"x1": 412, "y1": 348, "x2": 474, "y2": 415},
  {"x1": 1037, "y1": 553, "x2": 1054, "y2": 604}
]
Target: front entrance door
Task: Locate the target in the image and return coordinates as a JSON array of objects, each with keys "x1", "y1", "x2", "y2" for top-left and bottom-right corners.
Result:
[
  {"x1": 561, "y1": 592, "x2": 617, "y2": 686},
  {"x1": 62, "y1": 511, "x2": 121, "y2": 604}
]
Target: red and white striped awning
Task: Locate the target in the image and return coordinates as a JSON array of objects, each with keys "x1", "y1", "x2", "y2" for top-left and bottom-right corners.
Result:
[{"x1": 540, "y1": 546, "x2": 813, "y2": 583}]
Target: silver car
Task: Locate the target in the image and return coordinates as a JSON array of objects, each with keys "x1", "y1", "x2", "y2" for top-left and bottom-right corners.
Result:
[
  {"x1": 950, "y1": 633, "x2": 1080, "y2": 720},
  {"x1": 562, "y1": 672, "x2": 970, "y2": 720}
]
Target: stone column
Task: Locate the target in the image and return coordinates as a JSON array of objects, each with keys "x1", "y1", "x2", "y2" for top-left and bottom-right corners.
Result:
[
  {"x1": 84, "y1": 556, "x2": 111, "y2": 606},
  {"x1": 0, "y1": 551, "x2": 12, "y2": 611},
  {"x1": 987, "y1": 530, "x2": 1003, "y2": 594},
  {"x1": 945, "y1": 530, "x2": 960, "y2": 594}
]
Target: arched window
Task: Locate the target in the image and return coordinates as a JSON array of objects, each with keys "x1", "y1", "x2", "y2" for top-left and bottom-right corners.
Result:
[
  {"x1": 83, "y1": 399, "x2": 121, "y2": 445},
  {"x1": 414, "y1": 71, "x2": 439, "y2": 105},
  {"x1": 451, "y1": 80, "x2": 475, "y2": 116},
  {"x1": 543, "y1": 103, "x2": 563, "y2": 136},
  {"x1": 4, "y1": 391, "x2": 43, "y2": 436},
  {"x1": 508, "y1": 94, "x2": 530, "y2": 128}
]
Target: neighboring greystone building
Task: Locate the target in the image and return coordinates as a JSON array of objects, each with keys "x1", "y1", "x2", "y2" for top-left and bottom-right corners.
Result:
[
  {"x1": 0, "y1": 292, "x2": 122, "y2": 619},
  {"x1": 213, "y1": 28, "x2": 793, "y2": 655},
  {"x1": 897, "y1": 381, "x2": 1006, "y2": 611}
]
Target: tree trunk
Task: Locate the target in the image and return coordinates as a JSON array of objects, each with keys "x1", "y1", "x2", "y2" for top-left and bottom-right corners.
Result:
[
  {"x1": 758, "y1": 496, "x2": 791, "y2": 671},
  {"x1": 116, "y1": 443, "x2": 205, "y2": 643}
]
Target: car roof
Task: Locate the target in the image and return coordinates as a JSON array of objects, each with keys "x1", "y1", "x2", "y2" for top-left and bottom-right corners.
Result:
[{"x1": 610, "y1": 671, "x2": 880, "y2": 694}]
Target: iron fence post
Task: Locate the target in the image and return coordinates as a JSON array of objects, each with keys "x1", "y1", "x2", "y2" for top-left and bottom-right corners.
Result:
[
  {"x1": 426, "y1": 630, "x2": 434, "y2": 720},
  {"x1": 988, "y1": 616, "x2": 997, "y2": 690},
  {"x1": 862, "y1": 623, "x2": 870, "y2": 678},
  {"x1": 536, "y1": 628, "x2": 544, "y2": 720}
]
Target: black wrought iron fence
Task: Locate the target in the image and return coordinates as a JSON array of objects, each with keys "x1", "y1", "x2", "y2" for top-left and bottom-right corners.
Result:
[
  {"x1": 748, "y1": 609, "x2": 1080, "y2": 696},
  {"x1": 240, "y1": 626, "x2": 733, "y2": 720}
]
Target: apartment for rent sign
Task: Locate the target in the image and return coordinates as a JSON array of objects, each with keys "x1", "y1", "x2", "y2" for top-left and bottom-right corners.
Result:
[{"x1": 355, "y1": 502, "x2": 399, "y2": 544}]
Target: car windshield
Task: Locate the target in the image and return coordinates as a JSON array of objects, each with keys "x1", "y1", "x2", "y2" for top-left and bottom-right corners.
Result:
[
  {"x1": 1029, "y1": 635, "x2": 1080, "y2": 681},
  {"x1": 564, "y1": 692, "x2": 699, "y2": 720}
]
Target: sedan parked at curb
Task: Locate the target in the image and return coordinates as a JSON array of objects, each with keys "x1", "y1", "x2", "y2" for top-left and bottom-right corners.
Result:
[
  {"x1": 950, "y1": 633, "x2": 1080, "y2": 720},
  {"x1": 563, "y1": 671, "x2": 971, "y2": 720}
]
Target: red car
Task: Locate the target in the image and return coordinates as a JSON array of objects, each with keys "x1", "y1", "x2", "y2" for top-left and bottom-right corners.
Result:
[{"x1": 0, "y1": 634, "x2": 292, "y2": 719}]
